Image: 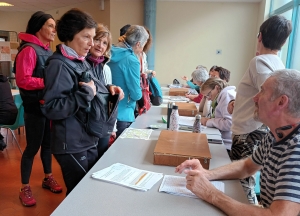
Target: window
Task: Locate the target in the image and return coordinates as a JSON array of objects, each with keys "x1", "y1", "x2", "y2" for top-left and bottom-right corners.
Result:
[
  {"x1": 290, "y1": 6, "x2": 300, "y2": 70},
  {"x1": 270, "y1": 0, "x2": 300, "y2": 70},
  {"x1": 272, "y1": 0, "x2": 292, "y2": 10},
  {"x1": 277, "y1": 9, "x2": 293, "y2": 66}
]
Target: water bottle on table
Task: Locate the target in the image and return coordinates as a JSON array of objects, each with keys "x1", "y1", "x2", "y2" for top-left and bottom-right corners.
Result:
[
  {"x1": 169, "y1": 105, "x2": 179, "y2": 131},
  {"x1": 192, "y1": 114, "x2": 201, "y2": 133}
]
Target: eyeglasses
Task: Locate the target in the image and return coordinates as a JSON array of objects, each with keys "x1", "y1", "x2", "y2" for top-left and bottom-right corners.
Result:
[
  {"x1": 257, "y1": 32, "x2": 260, "y2": 38},
  {"x1": 204, "y1": 89, "x2": 213, "y2": 99}
]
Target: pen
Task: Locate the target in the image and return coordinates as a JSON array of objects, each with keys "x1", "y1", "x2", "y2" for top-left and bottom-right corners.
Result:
[{"x1": 135, "y1": 172, "x2": 147, "y2": 185}]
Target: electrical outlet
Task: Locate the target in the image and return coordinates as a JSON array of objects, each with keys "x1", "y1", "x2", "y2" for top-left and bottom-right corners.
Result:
[{"x1": 216, "y1": 49, "x2": 222, "y2": 55}]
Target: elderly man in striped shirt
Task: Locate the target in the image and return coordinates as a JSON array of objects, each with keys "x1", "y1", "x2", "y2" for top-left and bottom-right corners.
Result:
[{"x1": 176, "y1": 69, "x2": 300, "y2": 216}]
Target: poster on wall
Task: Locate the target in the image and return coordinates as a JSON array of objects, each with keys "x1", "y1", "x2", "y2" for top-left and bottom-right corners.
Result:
[{"x1": 0, "y1": 41, "x2": 12, "y2": 61}]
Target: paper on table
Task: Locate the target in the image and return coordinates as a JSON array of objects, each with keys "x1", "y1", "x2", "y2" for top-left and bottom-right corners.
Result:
[
  {"x1": 92, "y1": 163, "x2": 163, "y2": 191},
  {"x1": 207, "y1": 134, "x2": 223, "y2": 144},
  {"x1": 178, "y1": 116, "x2": 195, "y2": 127},
  {"x1": 119, "y1": 128, "x2": 153, "y2": 140},
  {"x1": 178, "y1": 116, "x2": 206, "y2": 131},
  {"x1": 159, "y1": 175, "x2": 224, "y2": 198}
]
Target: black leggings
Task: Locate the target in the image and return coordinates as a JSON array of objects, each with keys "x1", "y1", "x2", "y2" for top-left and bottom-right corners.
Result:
[
  {"x1": 21, "y1": 112, "x2": 51, "y2": 184},
  {"x1": 54, "y1": 147, "x2": 98, "y2": 195},
  {"x1": 97, "y1": 135, "x2": 110, "y2": 159}
]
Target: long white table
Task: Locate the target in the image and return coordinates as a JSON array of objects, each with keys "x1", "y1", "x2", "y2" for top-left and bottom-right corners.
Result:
[{"x1": 51, "y1": 106, "x2": 247, "y2": 216}]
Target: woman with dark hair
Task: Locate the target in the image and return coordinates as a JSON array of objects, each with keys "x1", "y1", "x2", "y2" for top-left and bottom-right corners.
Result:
[
  {"x1": 209, "y1": 66, "x2": 231, "y2": 83},
  {"x1": 15, "y1": 11, "x2": 62, "y2": 207},
  {"x1": 41, "y1": 8, "x2": 123, "y2": 195},
  {"x1": 86, "y1": 23, "x2": 123, "y2": 158}
]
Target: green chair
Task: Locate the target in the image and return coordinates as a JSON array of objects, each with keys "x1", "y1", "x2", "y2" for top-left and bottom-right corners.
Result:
[{"x1": 0, "y1": 94, "x2": 24, "y2": 154}]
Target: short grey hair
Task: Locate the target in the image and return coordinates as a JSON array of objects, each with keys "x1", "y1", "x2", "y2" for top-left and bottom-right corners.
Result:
[
  {"x1": 270, "y1": 69, "x2": 300, "y2": 118},
  {"x1": 191, "y1": 68, "x2": 209, "y2": 83},
  {"x1": 125, "y1": 25, "x2": 149, "y2": 47}
]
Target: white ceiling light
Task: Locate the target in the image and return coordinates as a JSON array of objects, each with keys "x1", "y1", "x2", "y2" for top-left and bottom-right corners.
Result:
[{"x1": 0, "y1": 2, "x2": 14, "y2": 6}]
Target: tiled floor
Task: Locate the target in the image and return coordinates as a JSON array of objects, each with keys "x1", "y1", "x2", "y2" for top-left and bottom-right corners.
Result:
[{"x1": 0, "y1": 127, "x2": 66, "y2": 216}]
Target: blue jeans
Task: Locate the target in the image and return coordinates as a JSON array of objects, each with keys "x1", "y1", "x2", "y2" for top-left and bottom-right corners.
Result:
[{"x1": 116, "y1": 121, "x2": 132, "y2": 138}]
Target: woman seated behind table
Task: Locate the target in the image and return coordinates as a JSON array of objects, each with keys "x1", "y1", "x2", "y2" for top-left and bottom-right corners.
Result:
[
  {"x1": 181, "y1": 65, "x2": 208, "y2": 92},
  {"x1": 108, "y1": 25, "x2": 149, "y2": 138},
  {"x1": 184, "y1": 66, "x2": 208, "y2": 103},
  {"x1": 200, "y1": 78, "x2": 236, "y2": 151}
]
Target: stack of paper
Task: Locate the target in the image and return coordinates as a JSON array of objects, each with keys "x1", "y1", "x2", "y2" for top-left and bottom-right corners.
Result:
[
  {"x1": 92, "y1": 163, "x2": 163, "y2": 191},
  {"x1": 119, "y1": 128, "x2": 153, "y2": 140},
  {"x1": 178, "y1": 116, "x2": 206, "y2": 131},
  {"x1": 159, "y1": 175, "x2": 224, "y2": 198}
]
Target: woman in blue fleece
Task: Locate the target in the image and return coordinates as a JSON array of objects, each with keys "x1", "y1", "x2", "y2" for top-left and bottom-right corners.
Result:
[{"x1": 108, "y1": 25, "x2": 149, "y2": 137}]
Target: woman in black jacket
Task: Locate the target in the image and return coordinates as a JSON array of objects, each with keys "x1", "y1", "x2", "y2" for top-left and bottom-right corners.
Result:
[{"x1": 42, "y1": 9, "x2": 123, "y2": 195}]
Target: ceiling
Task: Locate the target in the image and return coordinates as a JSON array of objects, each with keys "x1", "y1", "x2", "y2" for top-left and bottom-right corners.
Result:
[
  {"x1": 0, "y1": 0, "x2": 262, "y2": 12},
  {"x1": 0, "y1": 0, "x2": 93, "y2": 11}
]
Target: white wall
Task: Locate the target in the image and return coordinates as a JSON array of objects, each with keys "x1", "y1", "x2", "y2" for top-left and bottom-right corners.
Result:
[
  {"x1": 110, "y1": 0, "x2": 144, "y2": 44},
  {"x1": 155, "y1": 1, "x2": 260, "y2": 87},
  {"x1": 0, "y1": 11, "x2": 32, "y2": 33},
  {"x1": 0, "y1": 0, "x2": 267, "y2": 88}
]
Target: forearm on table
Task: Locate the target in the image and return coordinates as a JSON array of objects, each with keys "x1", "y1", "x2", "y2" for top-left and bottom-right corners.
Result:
[
  {"x1": 208, "y1": 189, "x2": 271, "y2": 216},
  {"x1": 207, "y1": 158, "x2": 257, "y2": 180}
]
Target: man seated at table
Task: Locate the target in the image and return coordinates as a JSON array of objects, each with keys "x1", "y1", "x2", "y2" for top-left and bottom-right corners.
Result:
[
  {"x1": 0, "y1": 74, "x2": 18, "y2": 150},
  {"x1": 176, "y1": 69, "x2": 300, "y2": 215}
]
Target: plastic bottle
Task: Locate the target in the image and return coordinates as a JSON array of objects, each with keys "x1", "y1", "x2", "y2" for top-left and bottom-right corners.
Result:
[
  {"x1": 167, "y1": 102, "x2": 175, "y2": 129},
  {"x1": 192, "y1": 114, "x2": 201, "y2": 133},
  {"x1": 169, "y1": 105, "x2": 179, "y2": 131}
]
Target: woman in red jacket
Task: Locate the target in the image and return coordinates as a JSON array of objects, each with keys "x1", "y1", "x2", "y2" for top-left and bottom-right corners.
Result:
[{"x1": 15, "y1": 11, "x2": 62, "y2": 207}]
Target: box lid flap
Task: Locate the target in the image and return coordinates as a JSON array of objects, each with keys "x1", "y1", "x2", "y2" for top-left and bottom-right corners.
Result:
[{"x1": 154, "y1": 130, "x2": 211, "y2": 159}]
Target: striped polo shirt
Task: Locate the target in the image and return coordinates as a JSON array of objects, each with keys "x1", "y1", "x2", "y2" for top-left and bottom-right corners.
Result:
[{"x1": 252, "y1": 125, "x2": 300, "y2": 208}]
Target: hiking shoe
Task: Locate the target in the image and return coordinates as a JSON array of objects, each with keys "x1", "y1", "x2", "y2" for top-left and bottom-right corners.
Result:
[
  {"x1": 42, "y1": 175, "x2": 62, "y2": 193},
  {"x1": 19, "y1": 186, "x2": 36, "y2": 207}
]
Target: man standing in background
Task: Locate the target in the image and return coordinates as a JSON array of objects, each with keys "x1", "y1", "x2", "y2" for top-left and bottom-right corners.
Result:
[{"x1": 227, "y1": 15, "x2": 292, "y2": 204}]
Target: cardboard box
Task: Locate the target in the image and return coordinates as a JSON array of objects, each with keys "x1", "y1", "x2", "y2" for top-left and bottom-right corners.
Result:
[
  {"x1": 175, "y1": 102, "x2": 198, "y2": 117},
  {"x1": 169, "y1": 88, "x2": 189, "y2": 96},
  {"x1": 10, "y1": 42, "x2": 19, "y2": 49},
  {"x1": 153, "y1": 130, "x2": 211, "y2": 169}
]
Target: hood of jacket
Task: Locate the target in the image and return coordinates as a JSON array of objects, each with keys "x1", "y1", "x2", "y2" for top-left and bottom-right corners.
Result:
[
  {"x1": 109, "y1": 43, "x2": 136, "y2": 63},
  {"x1": 217, "y1": 85, "x2": 236, "y2": 103},
  {"x1": 18, "y1": 32, "x2": 49, "y2": 50}
]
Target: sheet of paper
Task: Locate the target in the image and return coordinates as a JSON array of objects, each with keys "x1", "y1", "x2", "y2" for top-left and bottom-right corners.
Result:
[
  {"x1": 202, "y1": 127, "x2": 222, "y2": 135},
  {"x1": 119, "y1": 128, "x2": 153, "y2": 140},
  {"x1": 207, "y1": 134, "x2": 223, "y2": 144},
  {"x1": 178, "y1": 116, "x2": 205, "y2": 131},
  {"x1": 178, "y1": 116, "x2": 195, "y2": 127},
  {"x1": 92, "y1": 163, "x2": 163, "y2": 191},
  {"x1": 159, "y1": 175, "x2": 224, "y2": 198}
]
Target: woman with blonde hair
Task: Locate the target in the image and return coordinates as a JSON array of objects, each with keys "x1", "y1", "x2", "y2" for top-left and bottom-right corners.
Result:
[
  {"x1": 200, "y1": 77, "x2": 236, "y2": 151},
  {"x1": 86, "y1": 23, "x2": 123, "y2": 158}
]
